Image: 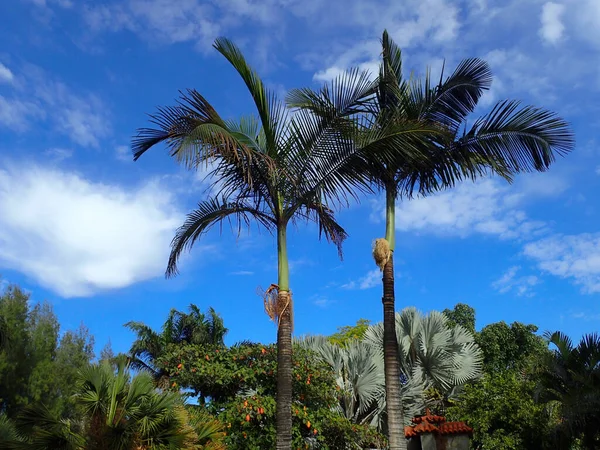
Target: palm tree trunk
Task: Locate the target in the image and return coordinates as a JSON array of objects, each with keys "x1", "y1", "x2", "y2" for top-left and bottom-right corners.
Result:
[
  {"x1": 276, "y1": 225, "x2": 293, "y2": 449},
  {"x1": 382, "y1": 187, "x2": 406, "y2": 450}
]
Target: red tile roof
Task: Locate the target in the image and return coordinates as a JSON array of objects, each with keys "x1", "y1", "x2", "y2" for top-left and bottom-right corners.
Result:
[
  {"x1": 405, "y1": 426, "x2": 419, "y2": 439},
  {"x1": 404, "y1": 409, "x2": 473, "y2": 439},
  {"x1": 438, "y1": 422, "x2": 473, "y2": 436}
]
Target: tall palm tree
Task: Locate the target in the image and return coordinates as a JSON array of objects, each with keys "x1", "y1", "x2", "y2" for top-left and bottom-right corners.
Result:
[
  {"x1": 132, "y1": 38, "x2": 437, "y2": 448},
  {"x1": 288, "y1": 31, "x2": 574, "y2": 449},
  {"x1": 125, "y1": 304, "x2": 227, "y2": 388},
  {"x1": 538, "y1": 331, "x2": 600, "y2": 449}
]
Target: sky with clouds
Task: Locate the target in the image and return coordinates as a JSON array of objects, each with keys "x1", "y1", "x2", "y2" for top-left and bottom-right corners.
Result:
[{"x1": 1, "y1": 0, "x2": 599, "y2": 355}]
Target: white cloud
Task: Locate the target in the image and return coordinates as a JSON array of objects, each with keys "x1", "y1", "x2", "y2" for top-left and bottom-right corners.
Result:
[
  {"x1": 571, "y1": 311, "x2": 600, "y2": 321},
  {"x1": 1, "y1": 64, "x2": 110, "y2": 146},
  {"x1": 342, "y1": 269, "x2": 381, "y2": 290},
  {"x1": 386, "y1": 179, "x2": 547, "y2": 240},
  {"x1": 0, "y1": 63, "x2": 14, "y2": 84},
  {"x1": 492, "y1": 265, "x2": 540, "y2": 297},
  {"x1": 524, "y1": 233, "x2": 600, "y2": 294},
  {"x1": 231, "y1": 270, "x2": 254, "y2": 276},
  {"x1": 309, "y1": 0, "x2": 459, "y2": 81},
  {"x1": 0, "y1": 163, "x2": 182, "y2": 297},
  {"x1": 540, "y1": 2, "x2": 566, "y2": 44},
  {"x1": 44, "y1": 148, "x2": 73, "y2": 161},
  {"x1": 312, "y1": 295, "x2": 334, "y2": 308},
  {"x1": 0, "y1": 97, "x2": 44, "y2": 131},
  {"x1": 115, "y1": 145, "x2": 131, "y2": 162},
  {"x1": 26, "y1": 0, "x2": 73, "y2": 7},
  {"x1": 82, "y1": 0, "x2": 281, "y2": 50}
]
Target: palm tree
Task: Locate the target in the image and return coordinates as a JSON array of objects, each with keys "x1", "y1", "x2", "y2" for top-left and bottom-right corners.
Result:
[
  {"x1": 132, "y1": 37, "x2": 437, "y2": 449},
  {"x1": 300, "y1": 307, "x2": 481, "y2": 435},
  {"x1": 5, "y1": 360, "x2": 225, "y2": 450},
  {"x1": 125, "y1": 304, "x2": 227, "y2": 388},
  {"x1": 364, "y1": 308, "x2": 483, "y2": 420},
  {"x1": 538, "y1": 331, "x2": 600, "y2": 449},
  {"x1": 298, "y1": 335, "x2": 385, "y2": 426},
  {"x1": 289, "y1": 31, "x2": 574, "y2": 449}
]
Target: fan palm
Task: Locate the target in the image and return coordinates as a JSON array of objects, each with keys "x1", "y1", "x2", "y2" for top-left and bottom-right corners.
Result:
[
  {"x1": 125, "y1": 305, "x2": 227, "y2": 388},
  {"x1": 298, "y1": 335, "x2": 385, "y2": 426},
  {"x1": 288, "y1": 30, "x2": 574, "y2": 449},
  {"x1": 300, "y1": 308, "x2": 481, "y2": 435},
  {"x1": 364, "y1": 308, "x2": 483, "y2": 420},
  {"x1": 538, "y1": 331, "x2": 600, "y2": 449},
  {"x1": 132, "y1": 37, "x2": 441, "y2": 449},
  {"x1": 4, "y1": 360, "x2": 224, "y2": 450}
]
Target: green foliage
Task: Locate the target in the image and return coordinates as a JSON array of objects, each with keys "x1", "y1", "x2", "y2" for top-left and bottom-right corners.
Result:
[
  {"x1": 160, "y1": 342, "x2": 382, "y2": 448},
  {"x1": 477, "y1": 321, "x2": 549, "y2": 372},
  {"x1": 447, "y1": 371, "x2": 551, "y2": 450},
  {"x1": 0, "y1": 284, "x2": 95, "y2": 419},
  {"x1": 328, "y1": 318, "x2": 371, "y2": 347},
  {"x1": 443, "y1": 303, "x2": 476, "y2": 335},
  {"x1": 538, "y1": 332, "x2": 600, "y2": 449},
  {"x1": 125, "y1": 304, "x2": 227, "y2": 388},
  {"x1": 0, "y1": 285, "x2": 31, "y2": 415},
  {"x1": 2, "y1": 361, "x2": 226, "y2": 450}
]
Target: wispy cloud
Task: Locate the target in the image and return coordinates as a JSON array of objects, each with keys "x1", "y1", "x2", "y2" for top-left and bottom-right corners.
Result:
[
  {"x1": 230, "y1": 270, "x2": 254, "y2": 276},
  {"x1": 81, "y1": 0, "x2": 281, "y2": 50},
  {"x1": 539, "y1": 2, "x2": 566, "y2": 44},
  {"x1": 0, "y1": 64, "x2": 110, "y2": 147},
  {"x1": 342, "y1": 269, "x2": 381, "y2": 290},
  {"x1": 312, "y1": 295, "x2": 335, "y2": 308},
  {"x1": 115, "y1": 145, "x2": 131, "y2": 162},
  {"x1": 571, "y1": 311, "x2": 600, "y2": 321},
  {"x1": 44, "y1": 148, "x2": 73, "y2": 161},
  {"x1": 524, "y1": 233, "x2": 600, "y2": 294},
  {"x1": 492, "y1": 266, "x2": 540, "y2": 297},
  {"x1": 0, "y1": 63, "x2": 14, "y2": 84}
]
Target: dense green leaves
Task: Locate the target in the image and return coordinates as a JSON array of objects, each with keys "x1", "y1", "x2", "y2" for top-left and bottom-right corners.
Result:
[
  {"x1": 159, "y1": 342, "x2": 383, "y2": 448},
  {"x1": 443, "y1": 303, "x2": 476, "y2": 335},
  {"x1": 0, "y1": 284, "x2": 95, "y2": 419},
  {"x1": 537, "y1": 332, "x2": 600, "y2": 449},
  {"x1": 125, "y1": 304, "x2": 227, "y2": 388},
  {"x1": 477, "y1": 321, "x2": 548, "y2": 373},
  {"x1": 447, "y1": 371, "x2": 551, "y2": 450}
]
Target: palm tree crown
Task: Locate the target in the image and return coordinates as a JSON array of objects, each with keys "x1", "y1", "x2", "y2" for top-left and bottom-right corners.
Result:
[{"x1": 132, "y1": 37, "x2": 441, "y2": 449}]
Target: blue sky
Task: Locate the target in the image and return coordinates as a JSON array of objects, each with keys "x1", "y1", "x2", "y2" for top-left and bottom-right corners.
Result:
[{"x1": 1, "y1": 0, "x2": 600, "y2": 356}]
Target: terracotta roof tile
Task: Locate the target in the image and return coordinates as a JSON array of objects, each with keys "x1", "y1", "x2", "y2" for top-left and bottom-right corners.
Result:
[
  {"x1": 405, "y1": 426, "x2": 419, "y2": 439},
  {"x1": 438, "y1": 421, "x2": 473, "y2": 436},
  {"x1": 413, "y1": 421, "x2": 438, "y2": 434},
  {"x1": 411, "y1": 408, "x2": 445, "y2": 424}
]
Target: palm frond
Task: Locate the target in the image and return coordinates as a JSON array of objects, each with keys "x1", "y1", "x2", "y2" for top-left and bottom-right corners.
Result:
[
  {"x1": 291, "y1": 198, "x2": 348, "y2": 259},
  {"x1": 378, "y1": 29, "x2": 405, "y2": 114},
  {"x1": 213, "y1": 37, "x2": 288, "y2": 153},
  {"x1": 415, "y1": 58, "x2": 492, "y2": 130},
  {"x1": 455, "y1": 99, "x2": 575, "y2": 176},
  {"x1": 167, "y1": 198, "x2": 276, "y2": 277}
]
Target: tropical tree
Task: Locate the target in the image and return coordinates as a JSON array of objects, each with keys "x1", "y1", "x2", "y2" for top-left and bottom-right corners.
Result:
[
  {"x1": 1, "y1": 359, "x2": 226, "y2": 450},
  {"x1": 132, "y1": 37, "x2": 436, "y2": 449},
  {"x1": 288, "y1": 30, "x2": 574, "y2": 448},
  {"x1": 365, "y1": 308, "x2": 483, "y2": 411},
  {"x1": 125, "y1": 304, "x2": 227, "y2": 388},
  {"x1": 298, "y1": 335, "x2": 385, "y2": 426},
  {"x1": 300, "y1": 307, "x2": 482, "y2": 436},
  {"x1": 538, "y1": 332, "x2": 600, "y2": 449}
]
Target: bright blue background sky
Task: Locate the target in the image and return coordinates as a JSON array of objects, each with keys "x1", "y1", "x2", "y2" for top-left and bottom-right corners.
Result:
[{"x1": 1, "y1": 0, "x2": 599, "y2": 356}]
